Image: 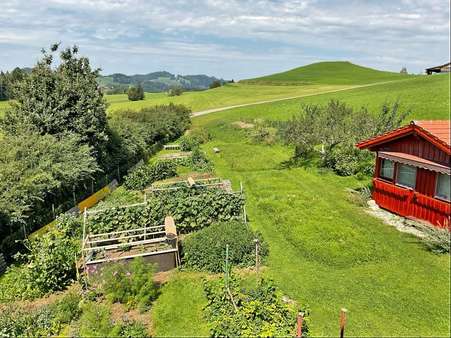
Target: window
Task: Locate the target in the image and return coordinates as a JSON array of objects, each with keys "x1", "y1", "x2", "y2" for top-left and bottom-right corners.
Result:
[
  {"x1": 435, "y1": 174, "x2": 450, "y2": 201},
  {"x1": 396, "y1": 164, "x2": 417, "y2": 188},
  {"x1": 380, "y1": 159, "x2": 394, "y2": 180}
]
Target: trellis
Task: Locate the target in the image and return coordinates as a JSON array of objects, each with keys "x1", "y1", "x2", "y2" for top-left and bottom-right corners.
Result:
[
  {"x1": 145, "y1": 176, "x2": 233, "y2": 193},
  {"x1": 81, "y1": 204, "x2": 180, "y2": 272}
]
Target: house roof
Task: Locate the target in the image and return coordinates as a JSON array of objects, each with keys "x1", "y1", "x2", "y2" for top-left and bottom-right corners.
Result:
[
  {"x1": 356, "y1": 120, "x2": 451, "y2": 155},
  {"x1": 379, "y1": 151, "x2": 450, "y2": 175},
  {"x1": 425, "y1": 62, "x2": 451, "y2": 71}
]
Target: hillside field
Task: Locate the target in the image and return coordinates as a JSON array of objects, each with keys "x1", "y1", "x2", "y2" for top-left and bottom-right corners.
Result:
[
  {"x1": 152, "y1": 72, "x2": 450, "y2": 336},
  {"x1": 242, "y1": 61, "x2": 415, "y2": 85}
]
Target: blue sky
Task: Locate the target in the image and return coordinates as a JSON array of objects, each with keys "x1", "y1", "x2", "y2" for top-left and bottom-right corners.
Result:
[{"x1": 1, "y1": 0, "x2": 449, "y2": 79}]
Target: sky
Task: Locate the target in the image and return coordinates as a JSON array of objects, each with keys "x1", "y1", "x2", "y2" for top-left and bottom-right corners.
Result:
[{"x1": 0, "y1": 0, "x2": 449, "y2": 79}]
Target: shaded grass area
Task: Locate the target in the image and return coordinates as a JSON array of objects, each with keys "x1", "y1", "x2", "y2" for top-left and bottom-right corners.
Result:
[
  {"x1": 185, "y1": 88, "x2": 450, "y2": 335},
  {"x1": 106, "y1": 83, "x2": 351, "y2": 114},
  {"x1": 242, "y1": 61, "x2": 414, "y2": 85},
  {"x1": 151, "y1": 272, "x2": 210, "y2": 336}
]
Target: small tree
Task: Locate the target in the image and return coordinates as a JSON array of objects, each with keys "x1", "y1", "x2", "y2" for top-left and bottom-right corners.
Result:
[
  {"x1": 209, "y1": 80, "x2": 222, "y2": 89},
  {"x1": 127, "y1": 83, "x2": 144, "y2": 101},
  {"x1": 2, "y1": 44, "x2": 109, "y2": 162},
  {"x1": 168, "y1": 86, "x2": 183, "y2": 96}
]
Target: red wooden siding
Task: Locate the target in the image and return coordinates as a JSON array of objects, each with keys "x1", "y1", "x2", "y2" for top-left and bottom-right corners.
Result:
[
  {"x1": 380, "y1": 134, "x2": 450, "y2": 166},
  {"x1": 373, "y1": 178, "x2": 450, "y2": 228}
]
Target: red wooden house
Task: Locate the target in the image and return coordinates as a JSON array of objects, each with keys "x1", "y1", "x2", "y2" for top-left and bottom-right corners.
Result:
[{"x1": 356, "y1": 120, "x2": 450, "y2": 229}]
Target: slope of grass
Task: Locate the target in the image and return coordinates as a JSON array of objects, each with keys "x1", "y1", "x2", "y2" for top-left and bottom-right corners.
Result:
[
  {"x1": 197, "y1": 74, "x2": 449, "y2": 123},
  {"x1": 0, "y1": 100, "x2": 9, "y2": 117},
  {"x1": 243, "y1": 61, "x2": 415, "y2": 85},
  {"x1": 187, "y1": 105, "x2": 450, "y2": 336},
  {"x1": 151, "y1": 272, "x2": 210, "y2": 336},
  {"x1": 106, "y1": 83, "x2": 352, "y2": 114}
]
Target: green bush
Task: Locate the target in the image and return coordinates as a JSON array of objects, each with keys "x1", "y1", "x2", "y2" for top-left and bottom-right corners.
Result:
[
  {"x1": 203, "y1": 276, "x2": 303, "y2": 337},
  {"x1": 0, "y1": 291, "x2": 81, "y2": 337},
  {"x1": 189, "y1": 148, "x2": 213, "y2": 172},
  {"x1": 127, "y1": 84, "x2": 144, "y2": 101},
  {"x1": 0, "y1": 229, "x2": 79, "y2": 301},
  {"x1": 179, "y1": 135, "x2": 200, "y2": 151},
  {"x1": 183, "y1": 221, "x2": 268, "y2": 272},
  {"x1": 94, "y1": 257, "x2": 158, "y2": 312},
  {"x1": 168, "y1": 86, "x2": 183, "y2": 96},
  {"x1": 77, "y1": 302, "x2": 148, "y2": 337},
  {"x1": 88, "y1": 187, "x2": 244, "y2": 234},
  {"x1": 124, "y1": 160, "x2": 177, "y2": 190}
]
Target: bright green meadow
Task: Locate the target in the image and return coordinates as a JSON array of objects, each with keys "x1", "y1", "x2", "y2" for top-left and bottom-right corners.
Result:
[{"x1": 152, "y1": 72, "x2": 450, "y2": 336}]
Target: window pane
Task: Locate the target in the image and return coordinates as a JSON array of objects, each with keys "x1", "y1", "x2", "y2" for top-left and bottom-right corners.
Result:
[
  {"x1": 436, "y1": 174, "x2": 450, "y2": 201},
  {"x1": 396, "y1": 164, "x2": 416, "y2": 188},
  {"x1": 380, "y1": 159, "x2": 394, "y2": 179}
]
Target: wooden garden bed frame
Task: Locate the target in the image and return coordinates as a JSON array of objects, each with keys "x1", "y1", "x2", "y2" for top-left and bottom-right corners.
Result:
[
  {"x1": 145, "y1": 176, "x2": 233, "y2": 193},
  {"x1": 159, "y1": 151, "x2": 192, "y2": 160},
  {"x1": 82, "y1": 206, "x2": 180, "y2": 270},
  {"x1": 163, "y1": 144, "x2": 180, "y2": 150}
]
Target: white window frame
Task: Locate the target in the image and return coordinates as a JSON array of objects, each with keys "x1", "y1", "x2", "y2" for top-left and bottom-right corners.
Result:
[
  {"x1": 379, "y1": 158, "x2": 395, "y2": 181},
  {"x1": 395, "y1": 164, "x2": 417, "y2": 189},
  {"x1": 435, "y1": 173, "x2": 451, "y2": 202}
]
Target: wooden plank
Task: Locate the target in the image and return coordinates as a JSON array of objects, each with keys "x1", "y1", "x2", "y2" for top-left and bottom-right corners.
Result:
[
  {"x1": 83, "y1": 236, "x2": 167, "y2": 252},
  {"x1": 87, "y1": 225, "x2": 164, "y2": 238},
  {"x1": 86, "y1": 248, "x2": 178, "y2": 265},
  {"x1": 86, "y1": 231, "x2": 166, "y2": 245}
]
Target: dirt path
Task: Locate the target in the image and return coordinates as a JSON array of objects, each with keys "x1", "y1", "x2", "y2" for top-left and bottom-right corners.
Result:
[{"x1": 192, "y1": 80, "x2": 408, "y2": 117}]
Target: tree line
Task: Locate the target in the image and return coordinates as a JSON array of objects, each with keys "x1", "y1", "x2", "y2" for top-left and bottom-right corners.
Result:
[{"x1": 0, "y1": 44, "x2": 191, "y2": 259}]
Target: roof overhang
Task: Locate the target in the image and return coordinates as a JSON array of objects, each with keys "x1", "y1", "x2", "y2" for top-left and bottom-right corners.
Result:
[
  {"x1": 379, "y1": 151, "x2": 450, "y2": 175},
  {"x1": 356, "y1": 121, "x2": 451, "y2": 155}
]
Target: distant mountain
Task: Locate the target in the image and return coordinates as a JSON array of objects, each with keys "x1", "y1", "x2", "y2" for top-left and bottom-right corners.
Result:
[
  {"x1": 97, "y1": 71, "x2": 225, "y2": 93},
  {"x1": 241, "y1": 61, "x2": 413, "y2": 85}
]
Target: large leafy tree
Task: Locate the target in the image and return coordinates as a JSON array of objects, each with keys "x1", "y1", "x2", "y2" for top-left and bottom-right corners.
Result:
[
  {"x1": 2, "y1": 44, "x2": 109, "y2": 163},
  {"x1": 0, "y1": 129, "x2": 99, "y2": 253}
]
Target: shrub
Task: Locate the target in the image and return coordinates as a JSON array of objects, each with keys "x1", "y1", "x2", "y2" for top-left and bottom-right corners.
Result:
[
  {"x1": 87, "y1": 187, "x2": 245, "y2": 233},
  {"x1": 203, "y1": 276, "x2": 303, "y2": 337},
  {"x1": 409, "y1": 221, "x2": 450, "y2": 253},
  {"x1": 209, "y1": 80, "x2": 222, "y2": 89},
  {"x1": 168, "y1": 86, "x2": 183, "y2": 96},
  {"x1": 127, "y1": 84, "x2": 144, "y2": 101},
  {"x1": 189, "y1": 148, "x2": 213, "y2": 172},
  {"x1": 0, "y1": 229, "x2": 79, "y2": 301},
  {"x1": 94, "y1": 257, "x2": 158, "y2": 312},
  {"x1": 0, "y1": 291, "x2": 81, "y2": 336},
  {"x1": 123, "y1": 160, "x2": 177, "y2": 190},
  {"x1": 179, "y1": 135, "x2": 200, "y2": 151},
  {"x1": 189, "y1": 127, "x2": 212, "y2": 144},
  {"x1": 77, "y1": 302, "x2": 114, "y2": 337},
  {"x1": 183, "y1": 221, "x2": 268, "y2": 272}
]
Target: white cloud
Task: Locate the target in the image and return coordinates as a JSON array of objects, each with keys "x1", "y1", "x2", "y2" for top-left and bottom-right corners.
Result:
[{"x1": 0, "y1": 0, "x2": 449, "y2": 78}]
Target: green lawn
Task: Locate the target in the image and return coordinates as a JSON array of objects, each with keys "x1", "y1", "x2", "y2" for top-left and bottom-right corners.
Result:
[
  {"x1": 106, "y1": 83, "x2": 353, "y2": 114},
  {"x1": 151, "y1": 272, "x2": 210, "y2": 336},
  {"x1": 243, "y1": 61, "x2": 415, "y2": 85}
]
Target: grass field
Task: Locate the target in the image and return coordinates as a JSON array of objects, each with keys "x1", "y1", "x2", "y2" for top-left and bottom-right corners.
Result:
[
  {"x1": 106, "y1": 83, "x2": 353, "y2": 114},
  {"x1": 152, "y1": 73, "x2": 450, "y2": 336},
  {"x1": 243, "y1": 61, "x2": 415, "y2": 85}
]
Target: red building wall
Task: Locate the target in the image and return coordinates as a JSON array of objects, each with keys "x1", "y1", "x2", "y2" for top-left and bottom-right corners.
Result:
[{"x1": 372, "y1": 136, "x2": 450, "y2": 229}]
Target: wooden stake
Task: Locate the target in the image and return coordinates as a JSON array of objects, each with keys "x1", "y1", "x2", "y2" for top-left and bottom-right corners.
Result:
[
  {"x1": 339, "y1": 308, "x2": 348, "y2": 338},
  {"x1": 296, "y1": 312, "x2": 304, "y2": 337},
  {"x1": 254, "y1": 238, "x2": 259, "y2": 275}
]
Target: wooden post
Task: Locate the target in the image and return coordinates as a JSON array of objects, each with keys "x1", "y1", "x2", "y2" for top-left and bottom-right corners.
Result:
[
  {"x1": 52, "y1": 203, "x2": 55, "y2": 219},
  {"x1": 254, "y1": 238, "x2": 259, "y2": 275},
  {"x1": 117, "y1": 166, "x2": 120, "y2": 181},
  {"x1": 339, "y1": 308, "x2": 348, "y2": 338},
  {"x1": 72, "y1": 185, "x2": 76, "y2": 206},
  {"x1": 225, "y1": 244, "x2": 229, "y2": 289},
  {"x1": 296, "y1": 312, "x2": 304, "y2": 337}
]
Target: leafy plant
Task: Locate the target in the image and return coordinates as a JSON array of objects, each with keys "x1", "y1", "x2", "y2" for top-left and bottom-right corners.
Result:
[
  {"x1": 203, "y1": 276, "x2": 302, "y2": 337},
  {"x1": 0, "y1": 229, "x2": 79, "y2": 301},
  {"x1": 183, "y1": 221, "x2": 268, "y2": 272},
  {"x1": 127, "y1": 83, "x2": 144, "y2": 101},
  {"x1": 123, "y1": 160, "x2": 177, "y2": 190},
  {"x1": 88, "y1": 187, "x2": 244, "y2": 233},
  {"x1": 93, "y1": 257, "x2": 158, "y2": 312},
  {"x1": 408, "y1": 221, "x2": 450, "y2": 253}
]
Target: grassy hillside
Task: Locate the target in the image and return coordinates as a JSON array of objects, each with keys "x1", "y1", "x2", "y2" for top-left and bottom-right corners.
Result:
[
  {"x1": 171, "y1": 73, "x2": 450, "y2": 336},
  {"x1": 106, "y1": 83, "x2": 353, "y2": 114},
  {"x1": 242, "y1": 61, "x2": 414, "y2": 85},
  {"x1": 196, "y1": 74, "x2": 448, "y2": 122}
]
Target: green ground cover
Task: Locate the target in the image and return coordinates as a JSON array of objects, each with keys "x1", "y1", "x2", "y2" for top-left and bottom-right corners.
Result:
[
  {"x1": 0, "y1": 100, "x2": 9, "y2": 117},
  {"x1": 106, "y1": 83, "x2": 352, "y2": 114},
  {"x1": 151, "y1": 272, "x2": 210, "y2": 336},
  {"x1": 243, "y1": 61, "x2": 415, "y2": 85},
  {"x1": 152, "y1": 74, "x2": 450, "y2": 336}
]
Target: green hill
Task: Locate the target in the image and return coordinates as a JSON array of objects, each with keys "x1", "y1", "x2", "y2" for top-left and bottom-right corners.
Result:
[{"x1": 242, "y1": 61, "x2": 413, "y2": 85}]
